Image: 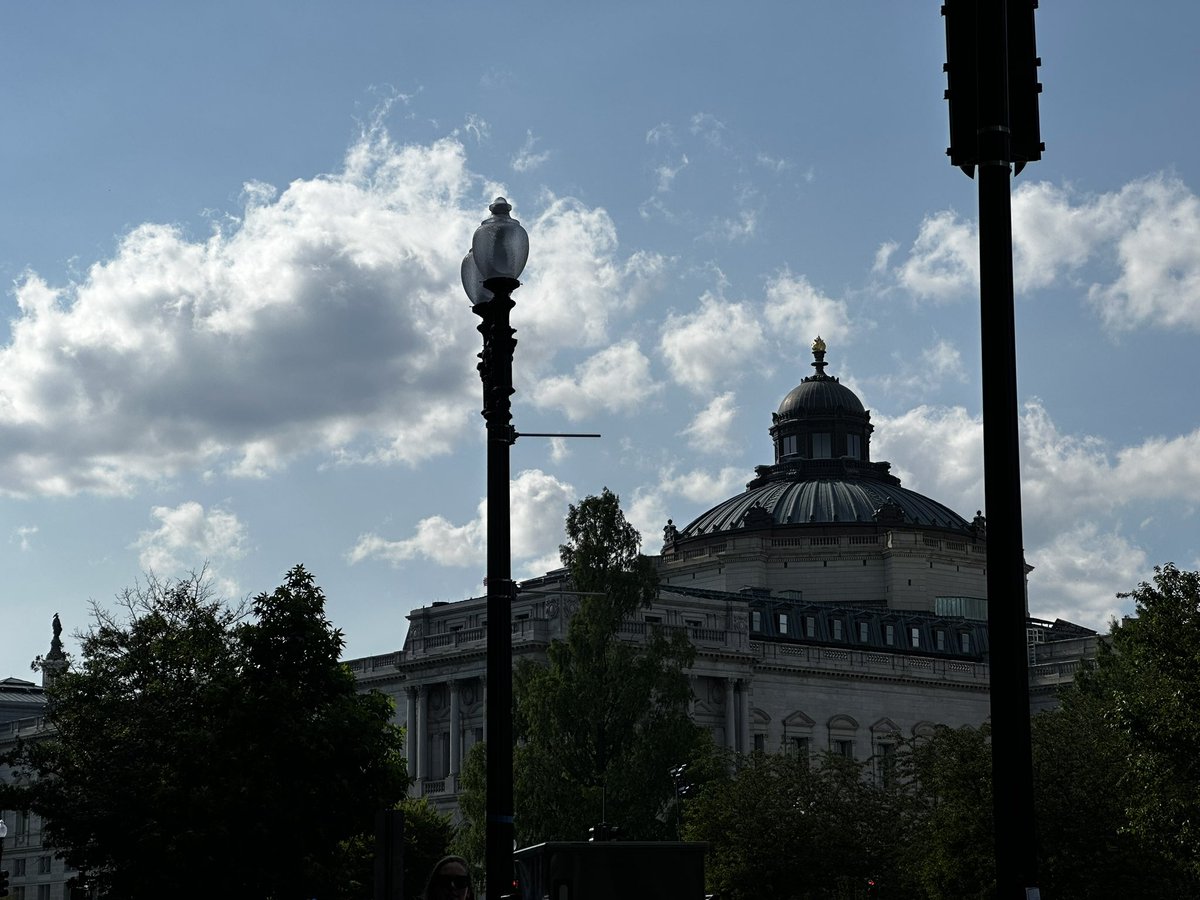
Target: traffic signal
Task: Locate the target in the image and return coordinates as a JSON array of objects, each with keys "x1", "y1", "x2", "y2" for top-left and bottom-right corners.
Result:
[
  {"x1": 0, "y1": 867, "x2": 10, "y2": 898},
  {"x1": 942, "y1": 0, "x2": 1043, "y2": 176}
]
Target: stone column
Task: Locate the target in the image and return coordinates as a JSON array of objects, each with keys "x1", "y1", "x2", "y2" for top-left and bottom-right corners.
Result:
[
  {"x1": 449, "y1": 679, "x2": 462, "y2": 776},
  {"x1": 406, "y1": 686, "x2": 418, "y2": 790},
  {"x1": 739, "y1": 678, "x2": 752, "y2": 753},
  {"x1": 416, "y1": 684, "x2": 428, "y2": 782},
  {"x1": 725, "y1": 677, "x2": 737, "y2": 752}
]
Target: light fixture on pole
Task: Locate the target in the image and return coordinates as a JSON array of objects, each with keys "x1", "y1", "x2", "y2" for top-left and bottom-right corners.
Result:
[{"x1": 462, "y1": 197, "x2": 528, "y2": 900}]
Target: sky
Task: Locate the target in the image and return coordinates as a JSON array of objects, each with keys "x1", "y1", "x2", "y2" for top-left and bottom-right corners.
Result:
[{"x1": 3, "y1": 1, "x2": 1200, "y2": 675}]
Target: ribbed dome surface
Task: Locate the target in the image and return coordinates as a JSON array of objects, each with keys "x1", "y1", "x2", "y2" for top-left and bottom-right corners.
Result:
[
  {"x1": 777, "y1": 377, "x2": 865, "y2": 418},
  {"x1": 679, "y1": 476, "x2": 973, "y2": 538}
]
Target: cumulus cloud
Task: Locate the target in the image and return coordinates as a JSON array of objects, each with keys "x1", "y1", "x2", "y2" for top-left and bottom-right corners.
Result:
[
  {"x1": 891, "y1": 175, "x2": 1200, "y2": 332},
  {"x1": 659, "y1": 293, "x2": 766, "y2": 393},
  {"x1": 627, "y1": 465, "x2": 748, "y2": 548},
  {"x1": 532, "y1": 340, "x2": 661, "y2": 421},
  {"x1": 680, "y1": 392, "x2": 739, "y2": 455},
  {"x1": 0, "y1": 126, "x2": 655, "y2": 498},
  {"x1": 873, "y1": 399, "x2": 1200, "y2": 624},
  {"x1": 1027, "y1": 525, "x2": 1149, "y2": 630},
  {"x1": 517, "y1": 196, "x2": 668, "y2": 358},
  {"x1": 132, "y1": 501, "x2": 248, "y2": 584},
  {"x1": 763, "y1": 271, "x2": 852, "y2": 345},
  {"x1": 346, "y1": 468, "x2": 574, "y2": 574}
]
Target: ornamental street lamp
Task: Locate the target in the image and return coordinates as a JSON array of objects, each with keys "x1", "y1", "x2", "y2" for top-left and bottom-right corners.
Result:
[{"x1": 462, "y1": 197, "x2": 528, "y2": 900}]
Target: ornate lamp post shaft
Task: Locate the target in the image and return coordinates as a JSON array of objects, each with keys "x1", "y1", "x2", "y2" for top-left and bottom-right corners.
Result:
[{"x1": 463, "y1": 198, "x2": 528, "y2": 900}]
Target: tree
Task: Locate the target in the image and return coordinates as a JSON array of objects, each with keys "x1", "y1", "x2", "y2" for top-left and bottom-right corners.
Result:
[
  {"x1": 1036, "y1": 563, "x2": 1200, "y2": 893},
  {"x1": 682, "y1": 750, "x2": 904, "y2": 900},
  {"x1": 450, "y1": 740, "x2": 488, "y2": 890},
  {"x1": 897, "y1": 725, "x2": 995, "y2": 900},
  {"x1": 1, "y1": 566, "x2": 406, "y2": 899},
  {"x1": 511, "y1": 489, "x2": 711, "y2": 843}
]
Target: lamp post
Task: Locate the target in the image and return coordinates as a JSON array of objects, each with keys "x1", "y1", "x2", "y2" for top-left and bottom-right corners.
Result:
[{"x1": 462, "y1": 197, "x2": 528, "y2": 900}]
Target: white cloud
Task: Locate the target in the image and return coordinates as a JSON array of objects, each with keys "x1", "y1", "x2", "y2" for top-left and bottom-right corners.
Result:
[
  {"x1": 659, "y1": 293, "x2": 766, "y2": 394},
  {"x1": 893, "y1": 209, "x2": 979, "y2": 302},
  {"x1": 680, "y1": 392, "x2": 739, "y2": 455},
  {"x1": 11, "y1": 525, "x2": 38, "y2": 552},
  {"x1": 517, "y1": 196, "x2": 668, "y2": 359},
  {"x1": 511, "y1": 130, "x2": 550, "y2": 173},
  {"x1": 763, "y1": 271, "x2": 852, "y2": 345},
  {"x1": 532, "y1": 341, "x2": 661, "y2": 421},
  {"x1": 892, "y1": 175, "x2": 1200, "y2": 332},
  {"x1": 347, "y1": 468, "x2": 574, "y2": 573},
  {"x1": 872, "y1": 399, "x2": 1200, "y2": 624},
  {"x1": 873, "y1": 240, "x2": 898, "y2": 274},
  {"x1": 132, "y1": 501, "x2": 248, "y2": 583},
  {"x1": 655, "y1": 155, "x2": 689, "y2": 193},
  {"x1": 1027, "y1": 524, "x2": 1149, "y2": 630},
  {"x1": 755, "y1": 152, "x2": 790, "y2": 174},
  {"x1": 628, "y1": 465, "x2": 748, "y2": 550},
  {"x1": 645, "y1": 123, "x2": 675, "y2": 146},
  {"x1": 921, "y1": 339, "x2": 967, "y2": 382},
  {"x1": 705, "y1": 209, "x2": 758, "y2": 243},
  {"x1": 0, "y1": 127, "x2": 657, "y2": 499}
]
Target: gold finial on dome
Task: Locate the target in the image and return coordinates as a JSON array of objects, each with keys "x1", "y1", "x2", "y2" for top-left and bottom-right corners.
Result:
[{"x1": 811, "y1": 336, "x2": 826, "y2": 353}]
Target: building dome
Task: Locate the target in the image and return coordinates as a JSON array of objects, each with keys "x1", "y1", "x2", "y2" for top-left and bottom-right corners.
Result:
[
  {"x1": 776, "y1": 337, "x2": 865, "y2": 418},
  {"x1": 675, "y1": 339, "x2": 978, "y2": 541}
]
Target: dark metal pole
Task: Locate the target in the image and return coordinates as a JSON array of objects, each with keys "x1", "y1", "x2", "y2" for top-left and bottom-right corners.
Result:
[
  {"x1": 475, "y1": 279, "x2": 518, "y2": 900},
  {"x1": 976, "y1": 1, "x2": 1039, "y2": 896}
]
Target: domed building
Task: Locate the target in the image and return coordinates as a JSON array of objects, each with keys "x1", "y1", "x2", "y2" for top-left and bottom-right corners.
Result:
[
  {"x1": 659, "y1": 337, "x2": 991, "y2": 621},
  {"x1": 350, "y1": 339, "x2": 1091, "y2": 810}
]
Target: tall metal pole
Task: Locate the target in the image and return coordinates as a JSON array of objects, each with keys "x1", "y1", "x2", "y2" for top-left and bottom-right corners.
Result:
[
  {"x1": 475, "y1": 278, "x2": 517, "y2": 900},
  {"x1": 975, "y1": 2, "x2": 1039, "y2": 896}
]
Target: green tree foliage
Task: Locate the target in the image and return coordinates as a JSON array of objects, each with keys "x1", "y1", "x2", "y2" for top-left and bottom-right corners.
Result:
[
  {"x1": 1, "y1": 566, "x2": 407, "y2": 900},
  {"x1": 449, "y1": 740, "x2": 487, "y2": 890},
  {"x1": 512, "y1": 488, "x2": 711, "y2": 843},
  {"x1": 682, "y1": 750, "x2": 904, "y2": 900},
  {"x1": 1035, "y1": 563, "x2": 1200, "y2": 894},
  {"x1": 897, "y1": 726, "x2": 995, "y2": 900}
]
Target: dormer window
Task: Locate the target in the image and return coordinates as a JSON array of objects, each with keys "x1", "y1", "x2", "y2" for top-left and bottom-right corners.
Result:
[
  {"x1": 782, "y1": 434, "x2": 798, "y2": 458},
  {"x1": 812, "y1": 433, "x2": 831, "y2": 458},
  {"x1": 847, "y1": 433, "x2": 861, "y2": 459}
]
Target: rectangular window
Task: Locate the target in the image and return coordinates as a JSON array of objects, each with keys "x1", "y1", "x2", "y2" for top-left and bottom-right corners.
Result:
[
  {"x1": 13, "y1": 859, "x2": 26, "y2": 876},
  {"x1": 834, "y1": 739, "x2": 854, "y2": 759},
  {"x1": 885, "y1": 624, "x2": 895, "y2": 645},
  {"x1": 911, "y1": 627, "x2": 921, "y2": 648},
  {"x1": 37, "y1": 886, "x2": 50, "y2": 900},
  {"x1": 878, "y1": 742, "x2": 897, "y2": 786},
  {"x1": 936, "y1": 630, "x2": 946, "y2": 651},
  {"x1": 846, "y1": 433, "x2": 862, "y2": 459},
  {"x1": 751, "y1": 610, "x2": 762, "y2": 632},
  {"x1": 38, "y1": 856, "x2": 51, "y2": 875},
  {"x1": 644, "y1": 614, "x2": 662, "y2": 625},
  {"x1": 778, "y1": 613, "x2": 789, "y2": 635},
  {"x1": 960, "y1": 633, "x2": 971, "y2": 653},
  {"x1": 832, "y1": 619, "x2": 843, "y2": 640},
  {"x1": 792, "y1": 736, "x2": 811, "y2": 759},
  {"x1": 12, "y1": 887, "x2": 25, "y2": 900},
  {"x1": 805, "y1": 616, "x2": 816, "y2": 638},
  {"x1": 858, "y1": 621, "x2": 869, "y2": 642},
  {"x1": 812, "y1": 433, "x2": 832, "y2": 458},
  {"x1": 753, "y1": 734, "x2": 766, "y2": 753},
  {"x1": 782, "y1": 434, "x2": 798, "y2": 457}
]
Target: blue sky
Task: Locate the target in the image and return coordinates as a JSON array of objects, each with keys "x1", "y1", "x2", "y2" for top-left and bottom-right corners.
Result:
[{"x1": 3, "y1": 1, "x2": 1200, "y2": 673}]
